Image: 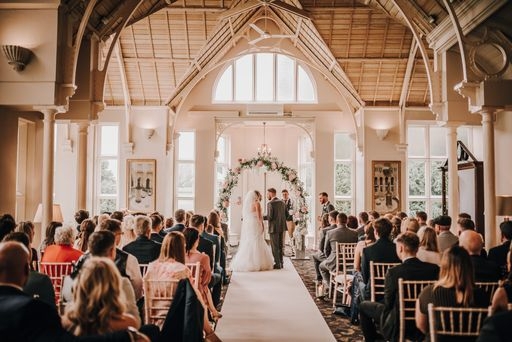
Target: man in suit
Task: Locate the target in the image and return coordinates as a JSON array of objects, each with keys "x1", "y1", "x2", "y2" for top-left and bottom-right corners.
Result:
[
  {"x1": 489, "y1": 221, "x2": 512, "y2": 279},
  {"x1": 434, "y1": 215, "x2": 459, "y2": 253},
  {"x1": 122, "y1": 215, "x2": 161, "y2": 265},
  {"x1": 319, "y1": 212, "x2": 358, "y2": 289},
  {"x1": 361, "y1": 218, "x2": 401, "y2": 299},
  {"x1": 317, "y1": 192, "x2": 335, "y2": 223},
  {"x1": 355, "y1": 211, "x2": 369, "y2": 240},
  {"x1": 311, "y1": 210, "x2": 338, "y2": 287},
  {"x1": 282, "y1": 189, "x2": 295, "y2": 240},
  {"x1": 459, "y1": 229, "x2": 500, "y2": 282},
  {"x1": 263, "y1": 188, "x2": 287, "y2": 269},
  {"x1": 149, "y1": 213, "x2": 164, "y2": 243},
  {"x1": 477, "y1": 310, "x2": 512, "y2": 342},
  {"x1": 163, "y1": 209, "x2": 187, "y2": 234},
  {"x1": 0, "y1": 241, "x2": 147, "y2": 342},
  {"x1": 359, "y1": 232, "x2": 439, "y2": 342}
]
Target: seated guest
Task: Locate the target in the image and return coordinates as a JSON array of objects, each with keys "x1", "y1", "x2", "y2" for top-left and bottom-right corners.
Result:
[
  {"x1": 3, "y1": 232, "x2": 55, "y2": 306},
  {"x1": 207, "y1": 211, "x2": 228, "y2": 282},
  {"x1": 355, "y1": 211, "x2": 369, "y2": 240},
  {"x1": 489, "y1": 221, "x2": 512, "y2": 279},
  {"x1": 361, "y1": 218, "x2": 401, "y2": 299},
  {"x1": 416, "y1": 211, "x2": 429, "y2": 240},
  {"x1": 185, "y1": 211, "x2": 194, "y2": 228},
  {"x1": 459, "y1": 230, "x2": 500, "y2": 282},
  {"x1": 39, "y1": 221, "x2": 62, "y2": 257},
  {"x1": 416, "y1": 246, "x2": 488, "y2": 339},
  {"x1": 213, "y1": 209, "x2": 229, "y2": 246},
  {"x1": 368, "y1": 211, "x2": 380, "y2": 221},
  {"x1": 319, "y1": 213, "x2": 358, "y2": 292},
  {"x1": 15, "y1": 221, "x2": 38, "y2": 269},
  {"x1": 63, "y1": 231, "x2": 141, "y2": 326},
  {"x1": 149, "y1": 213, "x2": 164, "y2": 244},
  {"x1": 354, "y1": 223, "x2": 376, "y2": 272},
  {"x1": 122, "y1": 216, "x2": 161, "y2": 265},
  {"x1": 63, "y1": 257, "x2": 139, "y2": 335},
  {"x1": 164, "y1": 217, "x2": 174, "y2": 230},
  {"x1": 99, "y1": 219, "x2": 143, "y2": 300},
  {"x1": 416, "y1": 227, "x2": 441, "y2": 265},
  {"x1": 74, "y1": 209, "x2": 89, "y2": 233},
  {"x1": 476, "y1": 310, "x2": 512, "y2": 342},
  {"x1": 490, "y1": 246, "x2": 512, "y2": 314},
  {"x1": 390, "y1": 216, "x2": 402, "y2": 240},
  {"x1": 433, "y1": 215, "x2": 458, "y2": 253},
  {"x1": 0, "y1": 214, "x2": 16, "y2": 242},
  {"x1": 402, "y1": 217, "x2": 420, "y2": 234},
  {"x1": 164, "y1": 209, "x2": 187, "y2": 234},
  {"x1": 202, "y1": 217, "x2": 222, "y2": 273},
  {"x1": 312, "y1": 210, "x2": 337, "y2": 293},
  {"x1": 41, "y1": 225, "x2": 83, "y2": 263},
  {"x1": 359, "y1": 232, "x2": 439, "y2": 342},
  {"x1": 74, "y1": 219, "x2": 95, "y2": 253},
  {"x1": 0, "y1": 241, "x2": 147, "y2": 342},
  {"x1": 347, "y1": 215, "x2": 358, "y2": 229},
  {"x1": 120, "y1": 214, "x2": 136, "y2": 247}
]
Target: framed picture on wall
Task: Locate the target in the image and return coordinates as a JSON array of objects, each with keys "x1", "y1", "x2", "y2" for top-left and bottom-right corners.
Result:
[
  {"x1": 372, "y1": 160, "x2": 401, "y2": 214},
  {"x1": 127, "y1": 159, "x2": 156, "y2": 212}
]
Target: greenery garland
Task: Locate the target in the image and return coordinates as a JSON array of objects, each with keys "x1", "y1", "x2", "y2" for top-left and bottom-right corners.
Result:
[{"x1": 216, "y1": 155, "x2": 309, "y2": 238}]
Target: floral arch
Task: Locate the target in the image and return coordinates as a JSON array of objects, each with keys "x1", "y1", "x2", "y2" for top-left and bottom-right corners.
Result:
[{"x1": 216, "y1": 156, "x2": 309, "y2": 239}]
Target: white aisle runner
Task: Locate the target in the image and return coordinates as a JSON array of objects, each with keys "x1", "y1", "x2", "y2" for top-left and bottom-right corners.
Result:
[{"x1": 216, "y1": 258, "x2": 336, "y2": 342}]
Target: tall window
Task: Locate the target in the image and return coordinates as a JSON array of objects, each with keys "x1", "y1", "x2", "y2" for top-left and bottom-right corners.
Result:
[
  {"x1": 407, "y1": 124, "x2": 446, "y2": 218},
  {"x1": 176, "y1": 131, "x2": 195, "y2": 211},
  {"x1": 334, "y1": 133, "x2": 354, "y2": 214},
  {"x1": 298, "y1": 135, "x2": 314, "y2": 235},
  {"x1": 97, "y1": 125, "x2": 119, "y2": 213},
  {"x1": 213, "y1": 53, "x2": 316, "y2": 103},
  {"x1": 215, "y1": 135, "x2": 230, "y2": 203}
]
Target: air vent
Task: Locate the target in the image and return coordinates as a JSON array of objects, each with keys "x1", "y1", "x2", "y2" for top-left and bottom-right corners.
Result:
[{"x1": 245, "y1": 105, "x2": 283, "y2": 116}]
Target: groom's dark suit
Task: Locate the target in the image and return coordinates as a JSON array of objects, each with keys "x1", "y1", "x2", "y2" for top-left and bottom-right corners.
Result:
[{"x1": 264, "y1": 197, "x2": 287, "y2": 269}]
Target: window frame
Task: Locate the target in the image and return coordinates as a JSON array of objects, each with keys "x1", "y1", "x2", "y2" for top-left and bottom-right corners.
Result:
[
  {"x1": 95, "y1": 124, "x2": 120, "y2": 214},
  {"x1": 333, "y1": 132, "x2": 355, "y2": 215},
  {"x1": 175, "y1": 131, "x2": 196, "y2": 212}
]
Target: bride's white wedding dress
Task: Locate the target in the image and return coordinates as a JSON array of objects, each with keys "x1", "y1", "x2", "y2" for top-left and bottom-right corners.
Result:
[{"x1": 230, "y1": 191, "x2": 274, "y2": 272}]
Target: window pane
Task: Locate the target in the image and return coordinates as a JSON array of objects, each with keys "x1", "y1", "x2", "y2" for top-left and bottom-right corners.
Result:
[
  {"x1": 431, "y1": 200, "x2": 443, "y2": 218},
  {"x1": 100, "y1": 160, "x2": 117, "y2": 195},
  {"x1": 276, "y1": 54, "x2": 294, "y2": 101},
  {"x1": 177, "y1": 163, "x2": 194, "y2": 196},
  {"x1": 335, "y1": 163, "x2": 351, "y2": 196},
  {"x1": 407, "y1": 127, "x2": 425, "y2": 157},
  {"x1": 235, "y1": 54, "x2": 253, "y2": 101},
  {"x1": 100, "y1": 126, "x2": 119, "y2": 156},
  {"x1": 297, "y1": 65, "x2": 315, "y2": 102},
  {"x1": 429, "y1": 127, "x2": 447, "y2": 157},
  {"x1": 178, "y1": 132, "x2": 195, "y2": 161},
  {"x1": 99, "y1": 199, "x2": 117, "y2": 214},
  {"x1": 177, "y1": 199, "x2": 194, "y2": 211},
  {"x1": 408, "y1": 200, "x2": 426, "y2": 217},
  {"x1": 408, "y1": 160, "x2": 426, "y2": 196},
  {"x1": 214, "y1": 65, "x2": 233, "y2": 101},
  {"x1": 256, "y1": 53, "x2": 274, "y2": 102},
  {"x1": 431, "y1": 160, "x2": 445, "y2": 196},
  {"x1": 217, "y1": 136, "x2": 226, "y2": 163},
  {"x1": 335, "y1": 200, "x2": 352, "y2": 215},
  {"x1": 457, "y1": 127, "x2": 469, "y2": 147},
  {"x1": 335, "y1": 133, "x2": 352, "y2": 160}
]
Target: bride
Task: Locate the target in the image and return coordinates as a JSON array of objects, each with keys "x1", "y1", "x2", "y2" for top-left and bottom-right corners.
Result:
[{"x1": 230, "y1": 190, "x2": 274, "y2": 272}]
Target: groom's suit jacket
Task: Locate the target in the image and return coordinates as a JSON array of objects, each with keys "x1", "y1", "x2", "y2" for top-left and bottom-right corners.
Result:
[{"x1": 264, "y1": 197, "x2": 287, "y2": 234}]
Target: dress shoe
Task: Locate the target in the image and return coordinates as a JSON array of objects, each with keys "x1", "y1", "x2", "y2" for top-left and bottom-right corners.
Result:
[{"x1": 273, "y1": 265, "x2": 282, "y2": 269}]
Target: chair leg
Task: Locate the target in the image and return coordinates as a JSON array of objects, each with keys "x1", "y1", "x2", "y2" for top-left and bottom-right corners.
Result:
[{"x1": 332, "y1": 282, "x2": 338, "y2": 308}]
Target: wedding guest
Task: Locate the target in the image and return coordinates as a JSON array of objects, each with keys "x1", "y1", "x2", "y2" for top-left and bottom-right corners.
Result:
[
  {"x1": 490, "y1": 245, "x2": 512, "y2": 314},
  {"x1": 416, "y1": 227, "x2": 441, "y2": 265},
  {"x1": 489, "y1": 221, "x2": 512, "y2": 279},
  {"x1": 122, "y1": 216, "x2": 161, "y2": 265},
  {"x1": 149, "y1": 213, "x2": 164, "y2": 244},
  {"x1": 74, "y1": 219, "x2": 95, "y2": 253},
  {"x1": 96, "y1": 213, "x2": 111, "y2": 230},
  {"x1": 355, "y1": 212, "x2": 369, "y2": 239},
  {"x1": 185, "y1": 211, "x2": 194, "y2": 228},
  {"x1": 354, "y1": 223, "x2": 376, "y2": 272},
  {"x1": 312, "y1": 211, "x2": 337, "y2": 294},
  {"x1": 433, "y1": 215, "x2": 458, "y2": 253},
  {"x1": 347, "y1": 215, "x2": 358, "y2": 229},
  {"x1": 0, "y1": 214, "x2": 16, "y2": 242},
  {"x1": 317, "y1": 192, "x2": 335, "y2": 222},
  {"x1": 15, "y1": 221, "x2": 38, "y2": 269},
  {"x1": 164, "y1": 209, "x2": 187, "y2": 233},
  {"x1": 459, "y1": 230, "x2": 499, "y2": 282},
  {"x1": 39, "y1": 221, "x2": 62, "y2": 257},
  {"x1": 368, "y1": 211, "x2": 380, "y2": 221},
  {"x1": 74, "y1": 210, "x2": 89, "y2": 233},
  {"x1": 416, "y1": 211, "x2": 429, "y2": 239},
  {"x1": 120, "y1": 214, "x2": 136, "y2": 247},
  {"x1": 208, "y1": 210, "x2": 227, "y2": 282},
  {"x1": 41, "y1": 225, "x2": 83, "y2": 263}
]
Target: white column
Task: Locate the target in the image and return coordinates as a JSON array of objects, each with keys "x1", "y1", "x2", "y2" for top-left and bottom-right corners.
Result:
[
  {"x1": 446, "y1": 125, "x2": 459, "y2": 221},
  {"x1": 41, "y1": 109, "x2": 57, "y2": 230},
  {"x1": 76, "y1": 122, "x2": 88, "y2": 210},
  {"x1": 481, "y1": 108, "x2": 497, "y2": 249}
]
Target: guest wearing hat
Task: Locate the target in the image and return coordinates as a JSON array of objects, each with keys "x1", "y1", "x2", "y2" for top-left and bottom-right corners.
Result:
[
  {"x1": 433, "y1": 215, "x2": 458, "y2": 253},
  {"x1": 489, "y1": 221, "x2": 512, "y2": 279}
]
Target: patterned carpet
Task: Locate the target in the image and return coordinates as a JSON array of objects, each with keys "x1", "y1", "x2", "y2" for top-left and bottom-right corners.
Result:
[{"x1": 222, "y1": 245, "x2": 364, "y2": 342}]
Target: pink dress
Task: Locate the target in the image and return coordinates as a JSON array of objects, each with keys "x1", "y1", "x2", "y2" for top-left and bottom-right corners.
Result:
[{"x1": 185, "y1": 251, "x2": 211, "y2": 302}]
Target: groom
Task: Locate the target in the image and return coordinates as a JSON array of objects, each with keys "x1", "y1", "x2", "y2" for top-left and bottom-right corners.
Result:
[{"x1": 263, "y1": 188, "x2": 287, "y2": 269}]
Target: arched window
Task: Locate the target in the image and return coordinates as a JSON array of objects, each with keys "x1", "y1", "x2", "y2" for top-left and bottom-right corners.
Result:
[{"x1": 213, "y1": 53, "x2": 316, "y2": 103}]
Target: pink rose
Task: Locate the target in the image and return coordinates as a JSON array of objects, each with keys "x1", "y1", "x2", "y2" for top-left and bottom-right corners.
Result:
[
  {"x1": 271, "y1": 162, "x2": 277, "y2": 170},
  {"x1": 238, "y1": 158, "x2": 243, "y2": 163},
  {"x1": 235, "y1": 167, "x2": 241, "y2": 174},
  {"x1": 257, "y1": 160, "x2": 264, "y2": 167}
]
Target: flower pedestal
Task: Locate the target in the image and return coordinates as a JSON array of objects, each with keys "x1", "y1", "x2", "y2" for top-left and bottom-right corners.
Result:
[{"x1": 291, "y1": 234, "x2": 309, "y2": 260}]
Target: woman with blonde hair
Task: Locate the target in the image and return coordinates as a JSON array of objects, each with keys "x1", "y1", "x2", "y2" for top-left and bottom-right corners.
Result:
[
  {"x1": 74, "y1": 218, "x2": 95, "y2": 253},
  {"x1": 63, "y1": 257, "x2": 139, "y2": 335},
  {"x1": 15, "y1": 221, "x2": 38, "y2": 269},
  {"x1": 415, "y1": 246, "x2": 488, "y2": 337},
  {"x1": 416, "y1": 227, "x2": 441, "y2": 265}
]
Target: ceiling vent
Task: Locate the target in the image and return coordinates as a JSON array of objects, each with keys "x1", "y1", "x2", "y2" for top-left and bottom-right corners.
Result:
[{"x1": 246, "y1": 105, "x2": 283, "y2": 116}]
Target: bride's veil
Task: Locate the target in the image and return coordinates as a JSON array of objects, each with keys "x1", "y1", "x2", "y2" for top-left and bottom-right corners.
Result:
[{"x1": 242, "y1": 190, "x2": 257, "y2": 221}]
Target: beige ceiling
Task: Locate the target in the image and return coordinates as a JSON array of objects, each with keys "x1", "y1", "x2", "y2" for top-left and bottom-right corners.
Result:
[{"x1": 98, "y1": 0, "x2": 499, "y2": 109}]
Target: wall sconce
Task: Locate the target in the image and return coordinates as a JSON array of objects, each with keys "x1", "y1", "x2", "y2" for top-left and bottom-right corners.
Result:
[
  {"x1": 497, "y1": 195, "x2": 512, "y2": 221},
  {"x1": 375, "y1": 128, "x2": 389, "y2": 141},
  {"x1": 144, "y1": 128, "x2": 155, "y2": 140},
  {"x1": 33, "y1": 203, "x2": 64, "y2": 223},
  {"x1": 2, "y1": 45, "x2": 33, "y2": 71}
]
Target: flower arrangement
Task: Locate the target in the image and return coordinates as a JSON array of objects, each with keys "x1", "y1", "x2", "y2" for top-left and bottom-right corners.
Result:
[{"x1": 216, "y1": 155, "x2": 309, "y2": 236}]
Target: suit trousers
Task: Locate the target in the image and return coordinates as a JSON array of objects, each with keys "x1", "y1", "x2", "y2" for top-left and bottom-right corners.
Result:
[
  {"x1": 319, "y1": 260, "x2": 333, "y2": 286},
  {"x1": 359, "y1": 300, "x2": 385, "y2": 342},
  {"x1": 269, "y1": 232, "x2": 284, "y2": 267},
  {"x1": 311, "y1": 252, "x2": 326, "y2": 281},
  {"x1": 208, "y1": 273, "x2": 222, "y2": 307},
  {"x1": 286, "y1": 221, "x2": 296, "y2": 238}
]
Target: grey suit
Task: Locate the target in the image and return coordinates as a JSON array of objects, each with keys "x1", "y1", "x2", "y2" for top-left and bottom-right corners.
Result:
[
  {"x1": 437, "y1": 230, "x2": 459, "y2": 253},
  {"x1": 264, "y1": 197, "x2": 287, "y2": 268},
  {"x1": 319, "y1": 225, "x2": 358, "y2": 284}
]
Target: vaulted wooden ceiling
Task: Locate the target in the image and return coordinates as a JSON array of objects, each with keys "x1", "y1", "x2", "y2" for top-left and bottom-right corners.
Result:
[{"x1": 96, "y1": 0, "x2": 504, "y2": 109}]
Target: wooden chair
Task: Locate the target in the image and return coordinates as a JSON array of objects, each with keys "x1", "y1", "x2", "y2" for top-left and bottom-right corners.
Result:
[
  {"x1": 398, "y1": 279, "x2": 435, "y2": 342},
  {"x1": 330, "y1": 242, "x2": 357, "y2": 307},
  {"x1": 370, "y1": 261, "x2": 399, "y2": 302},
  {"x1": 139, "y1": 263, "x2": 149, "y2": 277},
  {"x1": 186, "y1": 262, "x2": 201, "y2": 288},
  {"x1": 427, "y1": 304, "x2": 489, "y2": 342},
  {"x1": 143, "y1": 278, "x2": 181, "y2": 326},
  {"x1": 475, "y1": 281, "x2": 499, "y2": 305},
  {"x1": 39, "y1": 261, "x2": 74, "y2": 304}
]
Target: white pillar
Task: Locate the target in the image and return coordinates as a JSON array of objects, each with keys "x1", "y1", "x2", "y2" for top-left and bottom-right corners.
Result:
[
  {"x1": 76, "y1": 122, "x2": 88, "y2": 210},
  {"x1": 41, "y1": 109, "x2": 57, "y2": 230},
  {"x1": 446, "y1": 125, "x2": 459, "y2": 221},
  {"x1": 481, "y1": 108, "x2": 496, "y2": 249}
]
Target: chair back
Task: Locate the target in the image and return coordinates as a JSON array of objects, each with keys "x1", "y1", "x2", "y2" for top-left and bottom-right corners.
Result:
[
  {"x1": 139, "y1": 263, "x2": 149, "y2": 277},
  {"x1": 212, "y1": 244, "x2": 216, "y2": 270},
  {"x1": 143, "y1": 278, "x2": 181, "y2": 326},
  {"x1": 427, "y1": 303, "x2": 489, "y2": 342},
  {"x1": 398, "y1": 279, "x2": 435, "y2": 342},
  {"x1": 39, "y1": 261, "x2": 74, "y2": 303},
  {"x1": 185, "y1": 262, "x2": 201, "y2": 288},
  {"x1": 475, "y1": 282, "x2": 499, "y2": 305},
  {"x1": 335, "y1": 242, "x2": 357, "y2": 276},
  {"x1": 370, "y1": 261, "x2": 399, "y2": 302}
]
